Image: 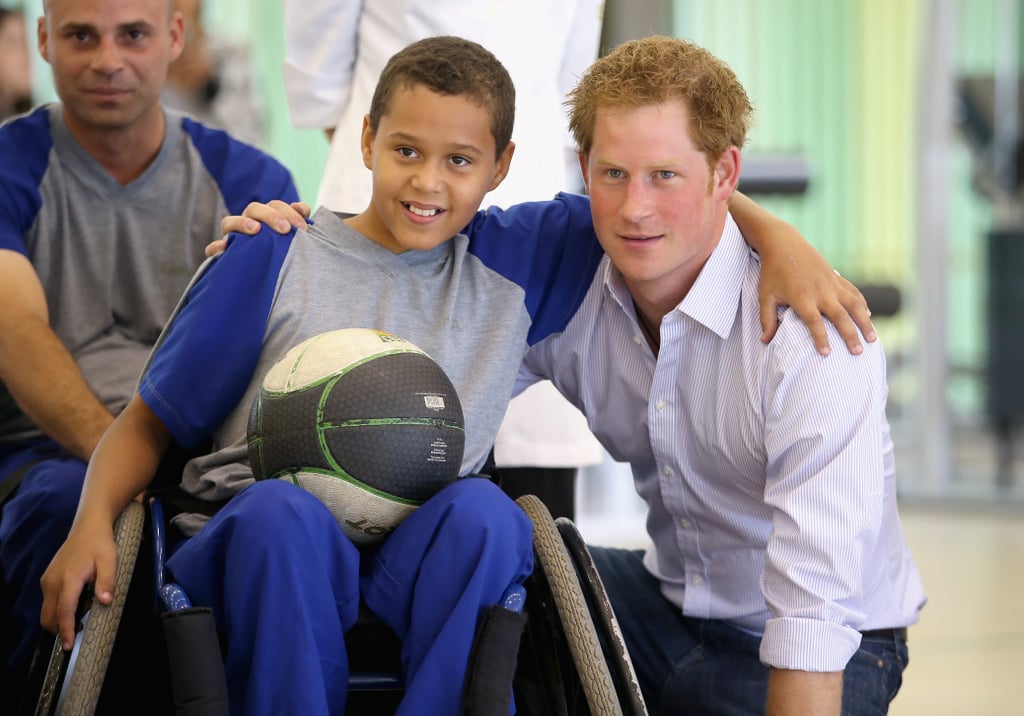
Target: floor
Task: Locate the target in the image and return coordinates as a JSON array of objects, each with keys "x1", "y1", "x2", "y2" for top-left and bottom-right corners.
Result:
[
  {"x1": 574, "y1": 461, "x2": 1024, "y2": 716},
  {"x1": 888, "y1": 506, "x2": 1024, "y2": 715}
]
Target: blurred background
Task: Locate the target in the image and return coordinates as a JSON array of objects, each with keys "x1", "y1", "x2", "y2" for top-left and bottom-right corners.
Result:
[{"x1": 5, "y1": 0, "x2": 1022, "y2": 712}]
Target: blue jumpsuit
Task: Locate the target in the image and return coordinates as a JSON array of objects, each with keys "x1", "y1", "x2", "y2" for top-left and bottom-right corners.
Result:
[{"x1": 0, "y1": 105, "x2": 298, "y2": 693}]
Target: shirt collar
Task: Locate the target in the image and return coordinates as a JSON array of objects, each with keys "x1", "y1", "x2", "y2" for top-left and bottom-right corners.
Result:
[{"x1": 678, "y1": 213, "x2": 750, "y2": 339}]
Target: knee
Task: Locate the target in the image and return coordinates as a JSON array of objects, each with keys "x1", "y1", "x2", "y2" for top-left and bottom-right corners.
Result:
[
  {"x1": 217, "y1": 480, "x2": 366, "y2": 572},
  {"x1": 433, "y1": 477, "x2": 533, "y2": 548},
  {"x1": 3, "y1": 458, "x2": 85, "y2": 532},
  {"x1": 227, "y1": 479, "x2": 337, "y2": 541}
]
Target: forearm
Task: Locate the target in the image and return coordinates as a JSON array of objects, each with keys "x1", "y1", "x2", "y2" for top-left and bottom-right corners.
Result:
[
  {"x1": 728, "y1": 191, "x2": 793, "y2": 255},
  {"x1": 75, "y1": 395, "x2": 169, "y2": 528},
  {"x1": 767, "y1": 668, "x2": 842, "y2": 716},
  {"x1": 0, "y1": 315, "x2": 113, "y2": 461}
]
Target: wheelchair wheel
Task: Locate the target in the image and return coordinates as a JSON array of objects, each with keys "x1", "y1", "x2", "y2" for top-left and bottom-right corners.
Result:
[
  {"x1": 556, "y1": 518, "x2": 648, "y2": 715},
  {"x1": 516, "y1": 495, "x2": 621, "y2": 716},
  {"x1": 40, "y1": 501, "x2": 146, "y2": 716}
]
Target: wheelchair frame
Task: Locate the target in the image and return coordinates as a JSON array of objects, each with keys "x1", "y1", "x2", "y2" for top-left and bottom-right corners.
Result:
[{"x1": 28, "y1": 495, "x2": 647, "y2": 716}]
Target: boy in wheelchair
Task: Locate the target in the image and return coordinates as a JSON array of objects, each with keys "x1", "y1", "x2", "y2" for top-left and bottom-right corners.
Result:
[{"x1": 40, "y1": 34, "x2": 870, "y2": 716}]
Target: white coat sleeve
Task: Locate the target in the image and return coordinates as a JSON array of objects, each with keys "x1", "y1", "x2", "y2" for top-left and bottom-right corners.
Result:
[{"x1": 282, "y1": 0, "x2": 365, "y2": 130}]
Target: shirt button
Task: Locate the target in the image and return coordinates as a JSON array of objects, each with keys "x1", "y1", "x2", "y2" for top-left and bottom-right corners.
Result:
[
  {"x1": 662, "y1": 466, "x2": 671, "y2": 477},
  {"x1": 679, "y1": 519, "x2": 690, "y2": 529},
  {"x1": 692, "y1": 575, "x2": 704, "y2": 586},
  {"x1": 656, "y1": 401, "x2": 666, "y2": 411},
  {"x1": 634, "y1": 335, "x2": 643, "y2": 345}
]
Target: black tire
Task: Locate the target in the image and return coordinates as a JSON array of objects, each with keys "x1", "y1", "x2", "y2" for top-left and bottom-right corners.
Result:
[
  {"x1": 57, "y1": 501, "x2": 146, "y2": 715},
  {"x1": 516, "y1": 495, "x2": 621, "y2": 716},
  {"x1": 556, "y1": 518, "x2": 648, "y2": 715}
]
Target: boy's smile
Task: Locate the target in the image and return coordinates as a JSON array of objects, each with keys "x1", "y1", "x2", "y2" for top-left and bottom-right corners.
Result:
[{"x1": 346, "y1": 84, "x2": 513, "y2": 254}]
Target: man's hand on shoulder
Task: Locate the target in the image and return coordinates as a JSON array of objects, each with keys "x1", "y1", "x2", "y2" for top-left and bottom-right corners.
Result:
[{"x1": 209, "y1": 200, "x2": 312, "y2": 257}]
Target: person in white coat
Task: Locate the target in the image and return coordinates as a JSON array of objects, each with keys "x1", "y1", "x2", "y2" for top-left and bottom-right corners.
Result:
[{"x1": 282, "y1": 0, "x2": 607, "y2": 517}]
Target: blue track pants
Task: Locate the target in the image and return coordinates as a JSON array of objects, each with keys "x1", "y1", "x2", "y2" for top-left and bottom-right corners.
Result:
[{"x1": 167, "y1": 476, "x2": 534, "y2": 716}]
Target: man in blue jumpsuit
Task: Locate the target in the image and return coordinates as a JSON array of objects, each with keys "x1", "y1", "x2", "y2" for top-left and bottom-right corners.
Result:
[{"x1": 0, "y1": 0, "x2": 297, "y2": 697}]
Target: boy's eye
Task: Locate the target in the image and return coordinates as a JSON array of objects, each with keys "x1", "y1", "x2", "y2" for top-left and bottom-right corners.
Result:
[
  {"x1": 449, "y1": 155, "x2": 471, "y2": 167},
  {"x1": 397, "y1": 147, "x2": 418, "y2": 158}
]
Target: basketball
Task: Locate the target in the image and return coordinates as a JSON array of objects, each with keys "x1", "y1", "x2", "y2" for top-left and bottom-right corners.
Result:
[{"x1": 246, "y1": 328, "x2": 465, "y2": 544}]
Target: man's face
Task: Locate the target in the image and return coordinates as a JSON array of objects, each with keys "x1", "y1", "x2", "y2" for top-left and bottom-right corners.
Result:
[
  {"x1": 38, "y1": 0, "x2": 183, "y2": 136},
  {"x1": 354, "y1": 83, "x2": 513, "y2": 254},
  {"x1": 581, "y1": 100, "x2": 737, "y2": 308}
]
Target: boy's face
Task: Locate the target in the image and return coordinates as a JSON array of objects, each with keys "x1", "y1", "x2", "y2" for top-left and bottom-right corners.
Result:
[
  {"x1": 580, "y1": 99, "x2": 739, "y2": 308},
  {"x1": 353, "y1": 83, "x2": 513, "y2": 254},
  {"x1": 38, "y1": 0, "x2": 183, "y2": 137}
]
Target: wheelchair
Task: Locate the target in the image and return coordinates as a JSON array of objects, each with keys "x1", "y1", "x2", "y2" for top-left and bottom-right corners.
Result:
[{"x1": 22, "y1": 481, "x2": 648, "y2": 715}]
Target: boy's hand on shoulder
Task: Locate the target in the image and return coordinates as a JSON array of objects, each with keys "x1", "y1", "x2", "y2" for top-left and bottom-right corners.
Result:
[
  {"x1": 39, "y1": 516, "x2": 119, "y2": 651},
  {"x1": 757, "y1": 240, "x2": 876, "y2": 356},
  {"x1": 210, "y1": 200, "x2": 312, "y2": 257}
]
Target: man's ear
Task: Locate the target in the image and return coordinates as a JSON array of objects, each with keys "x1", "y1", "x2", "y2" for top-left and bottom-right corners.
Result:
[
  {"x1": 359, "y1": 115, "x2": 374, "y2": 170},
  {"x1": 37, "y1": 16, "x2": 49, "y2": 64},
  {"x1": 487, "y1": 140, "x2": 515, "y2": 192},
  {"x1": 713, "y1": 146, "x2": 742, "y2": 200},
  {"x1": 168, "y1": 11, "x2": 185, "y2": 63}
]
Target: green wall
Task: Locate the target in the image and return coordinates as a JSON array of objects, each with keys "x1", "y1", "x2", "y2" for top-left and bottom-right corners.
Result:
[{"x1": 673, "y1": 0, "x2": 1015, "y2": 420}]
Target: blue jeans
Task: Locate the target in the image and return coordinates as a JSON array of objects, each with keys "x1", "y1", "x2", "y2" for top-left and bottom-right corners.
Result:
[{"x1": 589, "y1": 547, "x2": 908, "y2": 716}]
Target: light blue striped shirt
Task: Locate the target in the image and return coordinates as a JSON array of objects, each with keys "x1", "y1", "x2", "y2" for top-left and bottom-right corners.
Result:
[{"x1": 519, "y1": 215, "x2": 926, "y2": 671}]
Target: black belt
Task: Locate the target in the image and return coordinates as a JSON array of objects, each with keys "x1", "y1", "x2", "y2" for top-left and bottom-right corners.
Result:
[{"x1": 860, "y1": 627, "x2": 908, "y2": 641}]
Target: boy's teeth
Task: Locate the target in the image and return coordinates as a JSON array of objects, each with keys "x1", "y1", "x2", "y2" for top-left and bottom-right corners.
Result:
[{"x1": 408, "y1": 204, "x2": 439, "y2": 217}]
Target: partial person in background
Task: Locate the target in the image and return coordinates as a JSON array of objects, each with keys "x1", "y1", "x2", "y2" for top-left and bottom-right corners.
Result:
[
  {"x1": 0, "y1": 7, "x2": 33, "y2": 121},
  {"x1": 282, "y1": 0, "x2": 607, "y2": 518},
  {"x1": 162, "y1": 0, "x2": 265, "y2": 147},
  {"x1": 0, "y1": 0, "x2": 296, "y2": 703}
]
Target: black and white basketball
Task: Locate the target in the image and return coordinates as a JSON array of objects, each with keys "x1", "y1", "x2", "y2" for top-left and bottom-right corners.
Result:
[{"x1": 247, "y1": 328, "x2": 465, "y2": 544}]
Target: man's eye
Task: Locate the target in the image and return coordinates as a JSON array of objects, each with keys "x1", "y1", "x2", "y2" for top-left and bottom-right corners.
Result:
[
  {"x1": 607, "y1": 169, "x2": 623, "y2": 179},
  {"x1": 657, "y1": 171, "x2": 676, "y2": 180}
]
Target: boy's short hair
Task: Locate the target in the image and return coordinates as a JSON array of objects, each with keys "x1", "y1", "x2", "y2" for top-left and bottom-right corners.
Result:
[
  {"x1": 368, "y1": 35, "x2": 516, "y2": 159},
  {"x1": 567, "y1": 36, "x2": 753, "y2": 170}
]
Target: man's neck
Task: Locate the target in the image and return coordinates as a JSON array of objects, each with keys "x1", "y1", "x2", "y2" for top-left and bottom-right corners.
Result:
[
  {"x1": 63, "y1": 107, "x2": 167, "y2": 186},
  {"x1": 625, "y1": 212, "x2": 730, "y2": 356}
]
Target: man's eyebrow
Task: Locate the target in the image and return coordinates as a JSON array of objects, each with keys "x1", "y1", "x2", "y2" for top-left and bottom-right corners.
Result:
[
  {"x1": 58, "y1": 22, "x2": 96, "y2": 33},
  {"x1": 58, "y1": 20, "x2": 154, "y2": 33}
]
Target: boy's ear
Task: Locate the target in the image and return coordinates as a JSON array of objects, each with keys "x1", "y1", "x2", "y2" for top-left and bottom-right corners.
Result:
[
  {"x1": 487, "y1": 140, "x2": 515, "y2": 192},
  {"x1": 360, "y1": 114, "x2": 374, "y2": 170},
  {"x1": 713, "y1": 146, "x2": 742, "y2": 200}
]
